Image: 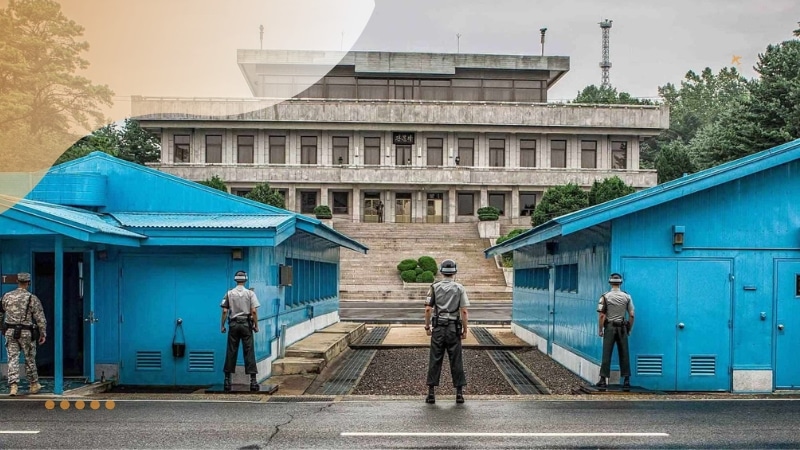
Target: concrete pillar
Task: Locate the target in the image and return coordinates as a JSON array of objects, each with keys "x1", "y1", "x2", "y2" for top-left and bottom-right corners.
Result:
[
  {"x1": 288, "y1": 186, "x2": 297, "y2": 212},
  {"x1": 509, "y1": 133, "x2": 518, "y2": 168},
  {"x1": 288, "y1": 131, "x2": 298, "y2": 165},
  {"x1": 631, "y1": 138, "x2": 641, "y2": 170},
  {"x1": 448, "y1": 187, "x2": 457, "y2": 223},
  {"x1": 511, "y1": 186, "x2": 520, "y2": 224},
  {"x1": 480, "y1": 187, "x2": 488, "y2": 209},
  {"x1": 320, "y1": 186, "x2": 329, "y2": 208},
  {"x1": 352, "y1": 186, "x2": 361, "y2": 222}
]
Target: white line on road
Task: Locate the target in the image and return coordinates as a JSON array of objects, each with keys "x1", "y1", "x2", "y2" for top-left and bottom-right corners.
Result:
[
  {"x1": 341, "y1": 432, "x2": 668, "y2": 437},
  {"x1": 0, "y1": 431, "x2": 40, "y2": 434}
]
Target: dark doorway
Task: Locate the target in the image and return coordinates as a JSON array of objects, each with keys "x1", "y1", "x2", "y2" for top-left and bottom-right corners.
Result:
[{"x1": 33, "y1": 252, "x2": 84, "y2": 377}]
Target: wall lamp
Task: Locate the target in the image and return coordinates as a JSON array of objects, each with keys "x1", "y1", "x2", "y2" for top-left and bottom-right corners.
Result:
[
  {"x1": 673, "y1": 225, "x2": 685, "y2": 252},
  {"x1": 231, "y1": 248, "x2": 243, "y2": 260}
]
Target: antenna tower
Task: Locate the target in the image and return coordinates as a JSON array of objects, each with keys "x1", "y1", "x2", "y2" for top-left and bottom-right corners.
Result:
[{"x1": 599, "y1": 19, "x2": 612, "y2": 88}]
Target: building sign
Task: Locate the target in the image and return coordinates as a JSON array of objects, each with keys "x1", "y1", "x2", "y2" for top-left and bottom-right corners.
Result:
[
  {"x1": 1, "y1": 274, "x2": 18, "y2": 284},
  {"x1": 393, "y1": 132, "x2": 415, "y2": 145}
]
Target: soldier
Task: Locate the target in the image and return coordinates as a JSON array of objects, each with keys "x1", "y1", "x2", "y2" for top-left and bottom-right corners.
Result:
[
  {"x1": 424, "y1": 259, "x2": 470, "y2": 404},
  {"x1": 596, "y1": 272, "x2": 635, "y2": 390},
  {"x1": 220, "y1": 270, "x2": 260, "y2": 391},
  {"x1": 1, "y1": 273, "x2": 47, "y2": 396}
]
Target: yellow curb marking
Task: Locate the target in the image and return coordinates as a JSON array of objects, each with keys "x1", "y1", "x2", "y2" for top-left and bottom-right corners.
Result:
[
  {"x1": 105, "y1": 400, "x2": 115, "y2": 410},
  {"x1": 59, "y1": 400, "x2": 70, "y2": 410},
  {"x1": 75, "y1": 400, "x2": 85, "y2": 410},
  {"x1": 90, "y1": 400, "x2": 100, "y2": 410},
  {"x1": 44, "y1": 400, "x2": 55, "y2": 410}
]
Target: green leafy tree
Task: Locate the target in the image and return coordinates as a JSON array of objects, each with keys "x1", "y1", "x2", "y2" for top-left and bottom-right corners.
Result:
[
  {"x1": 655, "y1": 142, "x2": 696, "y2": 183},
  {"x1": 55, "y1": 124, "x2": 119, "y2": 165},
  {"x1": 531, "y1": 183, "x2": 589, "y2": 226},
  {"x1": 197, "y1": 175, "x2": 227, "y2": 192},
  {"x1": 573, "y1": 85, "x2": 654, "y2": 105},
  {"x1": 588, "y1": 176, "x2": 636, "y2": 206},
  {"x1": 245, "y1": 182, "x2": 286, "y2": 209},
  {"x1": 0, "y1": 0, "x2": 114, "y2": 172},
  {"x1": 56, "y1": 119, "x2": 160, "y2": 165}
]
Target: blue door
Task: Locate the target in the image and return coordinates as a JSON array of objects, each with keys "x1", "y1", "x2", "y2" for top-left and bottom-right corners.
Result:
[
  {"x1": 121, "y1": 254, "x2": 229, "y2": 386},
  {"x1": 775, "y1": 261, "x2": 800, "y2": 388}
]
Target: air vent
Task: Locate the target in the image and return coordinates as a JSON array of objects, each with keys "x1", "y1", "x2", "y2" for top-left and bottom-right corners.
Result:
[
  {"x1": 136, "y1": 351, "x2": 162, "y2": 371},
  {"x1": 690, "y1": 355, "x2": 716, "y2": 376},
  {"x1": 188, "y1": 351, "x2": 215, "y2": 372},
  {"x1": 636, "y1": 355, "x2": 663, "y2": 376}
]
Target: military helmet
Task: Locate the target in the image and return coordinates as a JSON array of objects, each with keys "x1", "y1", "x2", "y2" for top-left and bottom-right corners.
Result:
[
  {"x1": 17, "y1": 272, "x2": 31, "y2": 283},
  {"x1": 608, "y1": 273, "x2": 623, "y2": 284},
  {"x1": 234, "y1": 270, "x2": 248, "y2": 283},
  {"x1": 440, "y1": 259, "x2": 458, "y2": 275}
]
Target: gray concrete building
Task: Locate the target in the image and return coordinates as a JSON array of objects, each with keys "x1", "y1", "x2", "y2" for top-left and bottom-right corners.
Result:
[{"x1": 133, "y1": 50, "x2": 668, "y2": 225}]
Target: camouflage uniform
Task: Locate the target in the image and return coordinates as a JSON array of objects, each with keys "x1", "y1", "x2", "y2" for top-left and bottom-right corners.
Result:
[{"x1": 2, "y1": 278, "x2": 47, "y2": 386}]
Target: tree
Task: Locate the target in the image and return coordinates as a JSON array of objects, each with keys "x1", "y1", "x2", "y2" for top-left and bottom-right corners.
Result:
[
  {"x1": 0, "y1": 0, "x2": 114, "y2": 172},
  {"x1": 245, "y1": 182, "x2": 286, "y2": 209},
  {"x1": 55, "y1": 119, "x2": 160, "y2": 165},
  {"x1": 588, "y1": 176, "x2": 636, "y2": 206},
  {"x1": 573, "y1": 85, "x2": 654, "y2": 105},
  {"x1": 655, "y1": 142, "x2": 696, "y2": 183},
  {"x1": 54, "y1": 123, "x2": 118, "y2": 165},
  {"x1": 531, "y1": 183, "x2": 588, "y2": 226},
  {"x1": 197, "y1": 175, "x2": 227, "y2": 192}
]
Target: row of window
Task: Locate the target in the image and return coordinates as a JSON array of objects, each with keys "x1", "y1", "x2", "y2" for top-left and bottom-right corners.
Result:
[
  {"x1": 283, "y1": 258, "x2": 337, "y2": 306},
  {"x1": 174, "y1": 135, "x2": 629, "y2": 170},
  {"x1": 515, "y1": 264, "x2": 579, "y2": 292}
]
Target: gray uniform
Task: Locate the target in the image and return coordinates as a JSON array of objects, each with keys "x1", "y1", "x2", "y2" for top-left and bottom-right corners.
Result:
[
  {"x1": 597, "y1": 289, "x2": 634, "y2": 378},
  {"x1": 426, "y1": 279, "x2": 470, "y2": 387},
  {"x1": 221, "y1": 286, "x2": 260, "y2": 374},
  {"x1": 2, "y1": 288, "x2": 47, "y2": 385}
]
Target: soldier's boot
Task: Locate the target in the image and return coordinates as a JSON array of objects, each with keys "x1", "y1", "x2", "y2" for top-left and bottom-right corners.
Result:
[
  {"x1": 596, "y1": 377, "x2": 607, "y2": 389},
  {"x1": 425, "y1": 386, "x2": 435, "y2": 404},
  {"x1": 8, "y1": 384, "x2": 18, "y2": 396},
  {"x1": 622, "y1": 377, "x2": 631, "y2": 391},
  {"x1": 29, "y1": 382, "x2": 42, "y2": 394},
  {"x1": 249, "y1": 375, "x2": 259, "y2": 392},
  {"x1": 456, "y1": 387, "x2": 465, "y2": 404},
  {"x1": 223, "y1": 374, "x2": 232, "y2": 392}
]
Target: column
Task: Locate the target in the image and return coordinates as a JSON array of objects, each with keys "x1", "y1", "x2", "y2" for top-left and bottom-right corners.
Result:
[
  {"x1": 480, "y1": 187, "x2": 488, "y2": 209},
  {"x1": 54, "y1": 236, "x2": 64, "y2": 395},
  {"x1": 511, "y1": 186, "x2": 520, "y2": 224},
  {"x1": 352, "y1": 186, "x2": 361, "y2": 222},
  {"x1": 448, "y1": 187, "x2": 457, "y2": 223},
  {"x1": 320, "y1": 186, "x2": 329, "y2": 208},
  {"x1": 288, "y1": 186, "x2": 297, "y2": 212},
  {"x1": 631, "y1": 138, "x2": 641, "y2": 171}
]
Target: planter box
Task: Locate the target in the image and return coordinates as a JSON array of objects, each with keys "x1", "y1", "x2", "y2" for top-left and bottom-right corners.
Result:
[{"x1": 478, "y1": 221, "x2": 500, "y2": 239}]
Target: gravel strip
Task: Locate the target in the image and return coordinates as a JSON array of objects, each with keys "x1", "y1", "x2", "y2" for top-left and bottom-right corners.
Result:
[
  {"x1": 352, "y1": 348, "x2": 517, "y2": 396},
  {"x1": 513, "y1": 348, "x2": 589, "y2": 394}
]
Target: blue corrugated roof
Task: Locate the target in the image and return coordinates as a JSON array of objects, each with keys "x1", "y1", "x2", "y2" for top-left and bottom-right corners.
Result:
[
  {"x1": 486, "y1": 138, "x2": 800, "y2": 257},
  {"x1": 4, "y1": 198, "x2": 145, "y2": 239},
  {"x1": 110, "y1": 212, "x2": 294, "y2": 229}
]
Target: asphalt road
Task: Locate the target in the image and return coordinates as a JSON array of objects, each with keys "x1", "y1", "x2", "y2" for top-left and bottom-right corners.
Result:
[
  {"x1": 2, "y1": 398, "x2": 799, "y2": 449},
  {"x1": 339, "y1": 300, "x2": 511, "y2": 324}
]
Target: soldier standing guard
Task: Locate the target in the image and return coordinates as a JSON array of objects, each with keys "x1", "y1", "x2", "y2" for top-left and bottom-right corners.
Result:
[
  {"x1": 1, "y1": 273, "x2": 47, "y2": 396},
  {"x1": 596, "y1": 272, "x2": 635, "y2": 390},
  {"x1": 220, "y1": 270, "x2": 260, "y2": 391},
  {"x1": 424, "y1": 259, "x2": 470, "y2": 404}
]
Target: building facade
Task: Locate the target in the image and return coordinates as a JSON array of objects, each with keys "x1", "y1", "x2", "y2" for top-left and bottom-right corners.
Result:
[{"x1": 133, "y1": 50, "x2": 668, "y2": 225}]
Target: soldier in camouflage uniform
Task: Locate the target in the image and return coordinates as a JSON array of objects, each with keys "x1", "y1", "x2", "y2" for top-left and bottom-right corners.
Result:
[{"x1": 1, "y1": 273, "x2": 47, "y2": 396}]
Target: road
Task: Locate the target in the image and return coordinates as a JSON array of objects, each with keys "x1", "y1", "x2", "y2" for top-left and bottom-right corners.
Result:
[
  {"x1": 339, "y1": 300, "x2": 511, "y2": 324},
  {"x1": 2, "y1": 398, "x2": 799, "y2": 448}
]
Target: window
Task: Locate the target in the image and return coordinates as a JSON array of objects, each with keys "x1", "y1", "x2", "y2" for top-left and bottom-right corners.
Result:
[
  {"x1": 457, "y1": 193, "x2": 474, "y2": 216},
  {"x1": 326, "y1": 76, "x2": 356, "y2": 99},
  {"x1": 489, "y1": 193, "x2": 505, "y2": 216},
  {"x1": 514, "y1": 80, "x2": 544, "y2": 102},
  {"x1": 514, "y1": 267, "x2": 550, "y2": 289},
  {"x1": 364, "y1": 137, "x2": 381, "y2": 165},
  {"x1": 427, "y1": 138, "x2": 443, "y2": 166},
  {"x1": 396, "y1": 145, "x2": 412, "y2": 166},
  {"x1": 332, "y1": 192, "x2": 348, "y2": 214},
  {"x1": 581, "y1": 140, "x2": 597, "y2": 169},
  {"x1": 550, "y1": 140, "x2": 566, "y2": 168},
  {"x1": 357, "y1": 78, "x2": 389, "y2": 100},
  {"x1": 520, "y1": 139, "x2": 536, "y2": 167},
  {"x1": 392, "y1": 79, "x2": 414, "y2": 100},
  {"x1": 612, "y1": 141, "x2": 628, "y2": 169},
  {"x1": 269, "y1": 136, "x2": 286, "y2": 164},
  {"x1": 237, "y1": 135, "x2": 254, "y2": 164},
  {"x1": 451, "y1": 78, "x2": 482, "y2": 101},
  {"x1": 301, "y1": 136, "x2": 317, "y2": 165},
  {"x1": 519, "y1": 193, "x2": 536, "y2": 216},
  {"x1": 232, "y1": 189, "x2": 251, "y2": 197},
  {"x1": 300, "y1": 191, "x2": 317, "y2": 213},
  {"x1": 484, "y1": 79, "x2": 514, "y2": 102},
  {"x1": 489, "y1": 139, "x2": 505, "y2": 167},
  {"x1": 457, "y1": 138, "x2": 474, "y2": 166},
  {"x1": 332, "y1": 136, "x2": 349, "y2": 165},
  {"x1": 205, "y1": 135, "x2": 221, "y2": 164},
  {"x1": 419, "y1": 79, "x2": 450, "y2": 101},
  {"x1": 555, "y1": 263, "x2": 578, "y2": 292},
  {"x1": 174, "y1": 134, "x2": 191, "y2": 163}
]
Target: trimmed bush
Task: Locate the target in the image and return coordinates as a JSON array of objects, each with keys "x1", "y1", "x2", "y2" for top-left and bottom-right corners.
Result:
[
  {"x1": 401, "y1": 270, "x2": 418, "y2": 283},
  {"x1": 418, "y1": 256, "x2": 438, "y2": 274},
  {"x1": 397, "y1": 259, "x2": 418, "y2": 272},
  {"x1": 313, "y1": 205, "x2": 332, "y2": 219},
  {"x1": 416, "y1": 271, "x2": 435, "y2": 283},
  {"x1": 477, "y1": 206, "x2": 500, "y2": 221},
  {"x1": 415, "y1": 267, "x2": 424, "y2": 275}
]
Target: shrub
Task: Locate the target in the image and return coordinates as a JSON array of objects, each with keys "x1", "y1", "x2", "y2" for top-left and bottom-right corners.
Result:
[
  {"x1": 477, "y1": 206, "x2": 500, "y2": 221},
  {"x1": 416, "y1": 271, "x2": 435, "y2": 283},
  {"x1": 246, "y1": 182, "x2": 286, "y2": 209},
  {"x1": 496, "y1": 228, "x2": 528, "y2": 267},
  {"x1": 418, "y1": 256, "x2": 438, "y2": 274},
  {"x1": 313, "y1": 205, "x2": 332, "y2": 218},
  {"x1": 401, "y1": 270, "x2": 418, "y2": 283},
  {"x1": 397, "y1": 259, "x2": 418, "y2": 272},
  {"x1": 415, "y1": 267, "x2": 424, "y2": 275}
]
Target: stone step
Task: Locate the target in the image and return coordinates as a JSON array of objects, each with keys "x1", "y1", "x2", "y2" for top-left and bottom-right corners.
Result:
[{"x1": 271, "y1": 357, "x2": 327, "y2": 376}]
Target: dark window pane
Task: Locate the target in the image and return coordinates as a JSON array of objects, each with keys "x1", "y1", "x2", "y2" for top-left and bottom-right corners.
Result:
[
  {"x1": 300, "y1": 192, "x2": 317, "y2": 213},
  {"x1": 520, "y1": 139, "x2": 536, "y2": 167},
  {"x1": 612, "y1": 141, "x2": 628, "y2": 169},
  {"x1": 364, "y1": 137, "x2": 381, "y2": 165},
  {"x1": 269, "y1": 136, "x2": 286, "y2": 164},
  {"x1": 551, "y1": 140, "x2": 566, "y2": 168},
  {"x1": 174, "y1": 134, "x2": 191, "y2": 163},
  {"x1": 489, "y1": 193, "x2": 505, "y2": 215},
  {"x1": 301, "y1": 136, "x2": 317, "y2": 165},
  {"x1": 396, "y1": 145, "x2": 412, "y2": 166},
  {"x1": 237, "y1": 135, "x2": 254, "y2": 164},
  {"x1": 457, "y1": 138, "x2": 474, "y2": 166},
  {"x1": 581, "y1": 140, "x2": 597, "y2": 169},
  {"x1": 332, "y1": 136, "x2": 349, "y2": 164},
  {"x1": 332, "y1": 192, "x2": 348, "y2": 214},
  {"x1": 205, "y1": 135, "x2": 222, "y2": 164},
  {"x1": 427, "y1": 138, "x2": 443, "y2": 166},
  {"x1": 489, "y1": 139, "x2": 505, "y2": 167},
  {"x1": 520, "y1": 193, "x2": 536, "y2": 216},
  {"x1": 457, "y1": 193, "x2": 474, "y2": 216}
]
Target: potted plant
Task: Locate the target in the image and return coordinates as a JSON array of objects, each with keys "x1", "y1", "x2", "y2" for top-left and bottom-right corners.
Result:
[{"x1": 313, "y1": 205, "x2": 332, "y2": 219}]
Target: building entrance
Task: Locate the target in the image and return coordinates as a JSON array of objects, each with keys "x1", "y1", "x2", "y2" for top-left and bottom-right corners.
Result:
[{"x1": 395, "y1": 193, "x2": 412, "y2": 223}]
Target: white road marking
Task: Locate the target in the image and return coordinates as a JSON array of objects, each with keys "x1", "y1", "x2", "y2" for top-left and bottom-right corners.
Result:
[
  {"x1": 341, "y1": 432, "x2": 668, "y2": 437},
  {"x1": 0, "y1": 431, "x2": 40, "y2": 434}
]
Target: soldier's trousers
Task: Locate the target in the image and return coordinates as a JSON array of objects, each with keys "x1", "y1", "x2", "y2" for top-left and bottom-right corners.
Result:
[
  {"x1": 223, "y1": 320, "x2": 257, "y2": 375},
  {"x1": 426, "y1": 323, "x2": 466, "y2": 387},
  {"x1": 4, "y1": 330, "x2": 39, "y2": 385},
  {"x1": 600, "y1": 323, "x2": 630, "y2": 378}
]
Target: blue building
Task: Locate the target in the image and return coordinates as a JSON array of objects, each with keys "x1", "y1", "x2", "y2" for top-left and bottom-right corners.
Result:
[
  {"x1": 486, "y1": 139, "x2": 800, "y2": 393},
  {"x1": 0, "y1": 152, "x2": 367, "y2": 393}
]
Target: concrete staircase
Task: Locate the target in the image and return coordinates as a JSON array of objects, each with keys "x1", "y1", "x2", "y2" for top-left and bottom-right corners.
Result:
[
  {"x1": 271, "y1": 322, "x2": 367, "y2": 376},
  {"x1": 335, "y1": 222, "x2": 511, "y2": 302}
]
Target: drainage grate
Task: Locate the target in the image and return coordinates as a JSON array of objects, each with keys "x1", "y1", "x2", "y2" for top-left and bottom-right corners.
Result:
[
  {"x1": 357, "y1": 327, "x2": 390, "y2": 345},
  {"x1": 472, "y1": 327, "x2": 546, "y2": 395},
  {"x1": 317, "y1": 349, "x2": 376, "y2": 395},
  {"x1": 268, "y1": 396, "x2": 336, "y2": 402}
]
